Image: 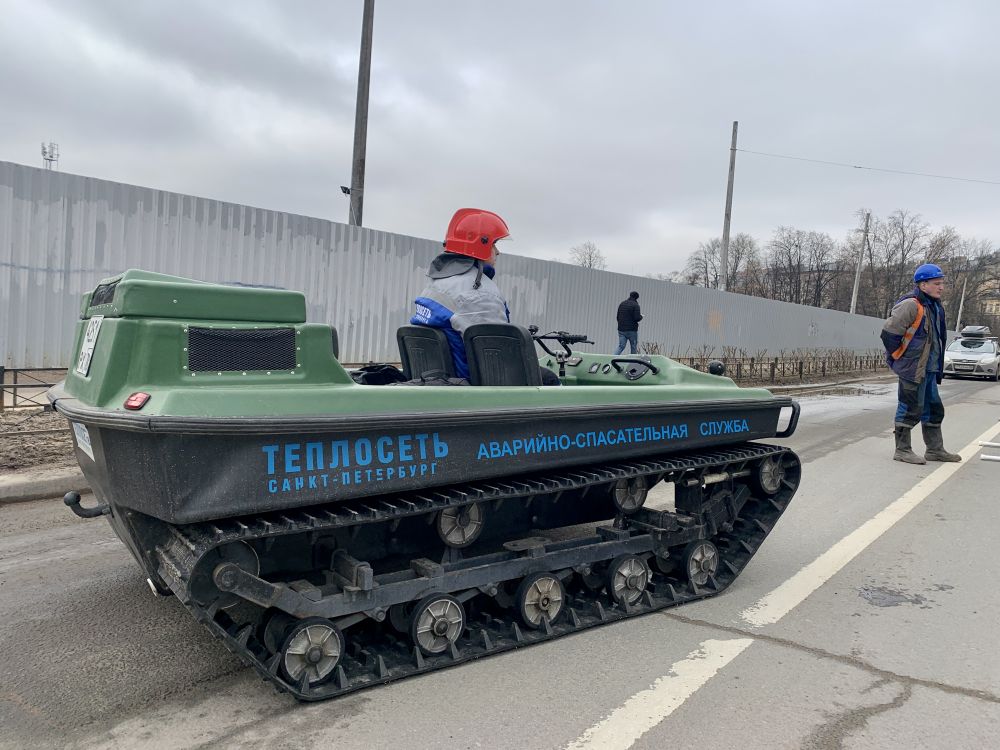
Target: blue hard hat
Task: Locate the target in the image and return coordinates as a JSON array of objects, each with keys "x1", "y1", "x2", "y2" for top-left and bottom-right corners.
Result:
[{"x1": 913, "y1": 263, "x2": 945, "y2": 283}]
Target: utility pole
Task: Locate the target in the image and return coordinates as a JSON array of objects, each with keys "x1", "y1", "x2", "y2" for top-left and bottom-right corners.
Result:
[
  {"x1": 849, "y1": 211, "x2": 870, "y2": 314},
  {"x1": 719, "y1": 120, "x2": 738, "y2": 292},
  {"x1": 349, "y1": 0, "x2": 375, "y2": 226},
  {"x1": 955, "y1": 276, "x2": 968, "y2": 333}
]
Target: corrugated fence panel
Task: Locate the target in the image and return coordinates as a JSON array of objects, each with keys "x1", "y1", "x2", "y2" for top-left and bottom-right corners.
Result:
[{"x1": 0, "y1": 161, "x2": 887, "y2": 369}]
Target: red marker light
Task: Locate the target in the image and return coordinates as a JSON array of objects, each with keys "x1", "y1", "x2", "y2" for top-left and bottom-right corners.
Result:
[{"x1": 124, "y1": 392, "x2": 150, "y2": 410}]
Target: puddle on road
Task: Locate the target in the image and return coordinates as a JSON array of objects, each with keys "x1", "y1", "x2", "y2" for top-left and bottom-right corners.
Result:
[
  {"x1": 804, "y1": 385, "x2": 891, "y2": 398},
  {"x1": 858, "y1": 585, "x2": 929, "y2": 608}
]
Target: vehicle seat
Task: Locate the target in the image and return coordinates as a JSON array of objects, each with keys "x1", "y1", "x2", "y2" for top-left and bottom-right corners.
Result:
[
  {"x1": 396, "y1": 325, "x2": 456, "y2": 380},
  {"x1": 463, "y1": 324, "x2": 542, "y2": 386}
]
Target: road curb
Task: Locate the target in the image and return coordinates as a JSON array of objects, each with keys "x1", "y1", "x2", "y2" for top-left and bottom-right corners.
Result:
[
  {"x1": 768, "y1": 373, "x2": 895, "y2": 394},
  {"x1": 0, "y1": 466, "x2": 88, "y2": 505}
]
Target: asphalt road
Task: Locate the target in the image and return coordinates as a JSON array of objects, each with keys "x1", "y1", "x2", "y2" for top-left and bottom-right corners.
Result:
[{"x1": 2, "y1": 377, "x2": 999, "y2": 749}]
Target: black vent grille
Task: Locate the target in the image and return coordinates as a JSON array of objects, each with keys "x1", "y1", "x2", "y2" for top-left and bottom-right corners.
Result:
[
  {"x1": 90, "y1": 280, "x2": 119, "y2": 307},
  {"x1": 187, "y1": 327, "x2": 296, "y2": 372}
]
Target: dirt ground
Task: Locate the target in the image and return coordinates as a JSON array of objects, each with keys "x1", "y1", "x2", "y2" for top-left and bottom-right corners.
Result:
[{"x1": 0, "y1": 408, "x2": 77, "y2": 472}]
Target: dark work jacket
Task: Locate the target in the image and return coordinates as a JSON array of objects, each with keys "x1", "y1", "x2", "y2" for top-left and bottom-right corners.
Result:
[
  {"x1": 616, "y1": 299, "x2": 642, "y2": 331},
  {"x1": 880, "y1": 288, "x2": 947, "y2": 384}
]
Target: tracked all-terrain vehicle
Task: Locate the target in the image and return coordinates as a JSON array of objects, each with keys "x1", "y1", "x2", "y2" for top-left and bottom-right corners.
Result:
[{"x1": 51, "y1": 270, "x2": 801, "y2": 700}]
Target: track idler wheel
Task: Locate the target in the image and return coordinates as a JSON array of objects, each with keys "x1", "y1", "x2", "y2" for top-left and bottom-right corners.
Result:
[
  {"x1": 279, "y1": 617, "x2": 345, "y2": 687},
  {"x1": 189, "y1": 541, "x2": 259, "y2": 609},
  {"x1": 752, "y1": 455, "x2": 786, "y2": 496},
  {"x1": 516, "y1": 572, "x2": 565, "y2": 629},
  {"x1": 411, "y1": 594, "x2": 466, "y2": 655},
  {"x1": 605, "y1": 554, "x2": 650, "y2": 606},
  {"x1": 611, "y1": 476, "x2": 648, "y2": 514},
  {"x1": 436, "y1": 503, "x2": 484, "y2": 548},
  {"x1": 683, "y1": 539, "x2": 719, "y2": 588}
]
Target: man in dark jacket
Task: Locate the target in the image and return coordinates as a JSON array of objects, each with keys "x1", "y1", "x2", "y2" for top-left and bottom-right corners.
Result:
[
  {"x1": 880, "y1": 263, "x2": 961, "y2": 464},
  {"x1": 614, "y1": 292, "x2": 643, "y2": 355}
]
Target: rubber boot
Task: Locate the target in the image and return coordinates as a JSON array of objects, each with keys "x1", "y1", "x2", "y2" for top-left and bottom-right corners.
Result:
[
  {"x1": 922, "y1": 423, "x2": 962, "y2": 462},
  {"x1": 893, "y1": 426, "x2": 927, "y2": 464}
]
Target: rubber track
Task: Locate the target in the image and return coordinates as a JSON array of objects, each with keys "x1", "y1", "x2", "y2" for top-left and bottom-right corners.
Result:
[{"x1": 155, "y1": 442, "x2": 799, "y2": 701}]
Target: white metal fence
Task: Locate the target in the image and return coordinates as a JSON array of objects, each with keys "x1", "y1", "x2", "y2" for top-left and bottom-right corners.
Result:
[{"x1": 1, "y1": 161, "x2": 887, "y2": 369}]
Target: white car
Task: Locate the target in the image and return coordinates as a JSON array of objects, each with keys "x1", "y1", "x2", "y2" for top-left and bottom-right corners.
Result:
[{"x1": 943, "y1": 336, "x2": 1000, "y2": 381}]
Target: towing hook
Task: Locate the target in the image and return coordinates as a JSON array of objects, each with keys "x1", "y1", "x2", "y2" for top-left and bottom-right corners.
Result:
[{"x1": 63, "y1": 491, "x2": 110, "y2": 519}]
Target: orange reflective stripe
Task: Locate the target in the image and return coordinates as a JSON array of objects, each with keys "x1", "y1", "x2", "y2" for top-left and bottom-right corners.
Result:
[{"x1": 890, "y1": 301, "x2": 925, "y2": 360}]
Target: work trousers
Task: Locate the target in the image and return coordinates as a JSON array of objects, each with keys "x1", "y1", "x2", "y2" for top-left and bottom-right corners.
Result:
[{"x1": 894, "y1": 373, "x2": 945, "y2": 428}]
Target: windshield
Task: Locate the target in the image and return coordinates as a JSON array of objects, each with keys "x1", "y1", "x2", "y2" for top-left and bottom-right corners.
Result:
[{"x1": 947, "y1": 339, "x2": 997, "y2": 353}]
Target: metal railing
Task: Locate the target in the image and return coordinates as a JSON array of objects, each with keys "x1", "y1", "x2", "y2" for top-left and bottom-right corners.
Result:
[
  {"x1": 0, "y1": 368, "x2": 66, "y2": 411},
  {"x1": 690, "y1": 355, "x2": 885, "y2": 383}
]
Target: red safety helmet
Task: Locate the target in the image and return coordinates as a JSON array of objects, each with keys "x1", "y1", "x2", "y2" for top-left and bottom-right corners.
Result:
[{"x1": 443, "y1": 208, "x2": 510, "y2": 262}]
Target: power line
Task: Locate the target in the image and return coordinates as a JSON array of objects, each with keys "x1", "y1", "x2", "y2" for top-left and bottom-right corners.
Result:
[{"x1": 737, "y1": 148, "x2": 1000, "y2": 187}]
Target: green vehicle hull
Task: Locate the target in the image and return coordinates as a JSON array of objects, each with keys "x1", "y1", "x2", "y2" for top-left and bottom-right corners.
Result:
[{"x1": 51, "y1": 270, "x2": 801, "y2": 700}]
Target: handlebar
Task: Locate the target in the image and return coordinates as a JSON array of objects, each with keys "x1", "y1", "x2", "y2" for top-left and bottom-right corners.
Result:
[
  {"x1": 528, "y1": 326, "x2": 594, "y2": 357},
  {"x1": 610, "y1": 357, "x2": 660, "y2": 375}
]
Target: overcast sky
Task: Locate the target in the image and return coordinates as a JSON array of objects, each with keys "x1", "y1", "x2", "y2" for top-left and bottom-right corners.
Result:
[{"x1": 2, "y1": 0, "x2": 998, "y2": 275}]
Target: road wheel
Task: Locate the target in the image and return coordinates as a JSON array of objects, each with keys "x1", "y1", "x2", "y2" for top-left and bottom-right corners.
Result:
[
  {"x1": 516, "y1": 572, "x2": 565, "y2": 629},
  {"x1": 611, "y1": 476, "x2": 648, "y2": 514},
  {"x1": 436, "y1": 503, "x2": 484, "y2": 548},
  {"x1": 280, "y1": 617, "x2": 344, "y2": 687},
  {"x1": 388, "y1": 601, "x2": 417, "y2": 633},
  {"x1": 751, "y1": 455, "x2": 785, "y2": 496},
  {"x1": 683, "y1": 539, "x2": 719, "y2": 588},
  {"x1": 605, "y1": 554, "x2": 650, "y2": 606},
  {"x1": 411, "y1": 594, "x2": 465, "y2": 655}
]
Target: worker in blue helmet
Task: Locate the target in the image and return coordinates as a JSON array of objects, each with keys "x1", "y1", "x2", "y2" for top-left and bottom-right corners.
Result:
[{"x1": 880, "y1": 263, "x2": 961, "y2": 464}]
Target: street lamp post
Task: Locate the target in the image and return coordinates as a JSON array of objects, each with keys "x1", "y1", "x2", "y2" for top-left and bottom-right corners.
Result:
[
  {"x1": 340, "y1": 186, "x2": 358, "y2": 226},
  {"x1": 348, "y1": 0, "x2": 375, "y2": 226},
  {"x1": 955, "y1": 276, "x2": 969, "y2": 333},
  {"x1": 849, "y1": 212, "x2": 870, "y2": 315}
]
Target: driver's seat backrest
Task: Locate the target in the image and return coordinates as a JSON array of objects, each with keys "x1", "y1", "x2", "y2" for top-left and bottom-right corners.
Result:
[
  {"x1": 396, "y1": 325, "x2": 456, "y2": 380},
  {"x1": 463, "y1": 324, "x2": 542, "y2": 386}
]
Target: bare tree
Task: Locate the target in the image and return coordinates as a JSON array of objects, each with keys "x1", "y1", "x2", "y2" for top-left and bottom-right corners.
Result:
[
  {"x1": 667, "y1": 210, "x2": 999, "y2": 319},
  {"x1": 803, "y1": 231, "x2": 838, "y2": 307},
  {"x1": 685, "y1": 238, "x2": 721, "y2": 288},
  {"x1": 727, "y1": 233, "x2": 761, "y2": 293},
  {"x1": 762, "y1": 228, "x2": 841, "y2": 307},
  {"x1": 678, "y1": 233, "x2": 761, "y2": 292},
  {"x1": 882, "y1": 210, "x2": 929, "y2": 314},
  {"x1": 765, "y1": 227, "x2": 806, "y2": 304},
  {"x1": 926, "y1": 226, "x2": 961, "y2": 263},
  {"x1": 569, "y1": 241, "x2": 607, "y2": 270}
]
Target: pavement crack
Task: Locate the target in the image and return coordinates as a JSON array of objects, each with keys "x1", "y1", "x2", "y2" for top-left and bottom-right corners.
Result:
[
  {"x1": 661, "y1": 611, "x2": 1000, "y2": 705},
  {"x1": 801, "y1": 679, "x2": 912, "y2": 749}
]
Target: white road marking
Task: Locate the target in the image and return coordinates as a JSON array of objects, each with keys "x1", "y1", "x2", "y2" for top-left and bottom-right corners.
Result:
[
  {"x1": 563, "y1": 638, "x2": 753, "y2": 750},
  {"x1": 741, "y1": 422, "x2": 1000, "y2": 627},
  {"x1": 567, "y1": 423, "x2": 1000, "y2": 748}
]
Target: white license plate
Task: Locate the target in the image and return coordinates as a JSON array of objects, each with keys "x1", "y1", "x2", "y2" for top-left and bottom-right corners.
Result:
[
  {"x1": 71, "y1": 422, "x2": 95, "y2": 461},
  {"x1": 75, "y1": 315, "x2": 104, "y2": 376},
  {"x1": 955, "y1": 364, "x2": 974, "y2": 371}
]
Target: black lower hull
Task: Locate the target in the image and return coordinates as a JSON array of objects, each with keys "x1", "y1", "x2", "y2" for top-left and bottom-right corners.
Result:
[{"x1": 58, "y1": 398, "x2": 793, "y2": 524}]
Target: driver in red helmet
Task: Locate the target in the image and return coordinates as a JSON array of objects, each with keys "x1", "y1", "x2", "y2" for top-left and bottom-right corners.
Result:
[
  {"x1": 411, "y1": 208, "x2": 512, "y2": 379},
  {"x1": 412, "y1": 209, "x2": 560, "y2": 385}
]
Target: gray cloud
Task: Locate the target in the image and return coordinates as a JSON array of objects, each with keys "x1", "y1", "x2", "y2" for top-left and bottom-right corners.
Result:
[{"x1": 2, "y1": 0, "x2": 998, "y2": 275}]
